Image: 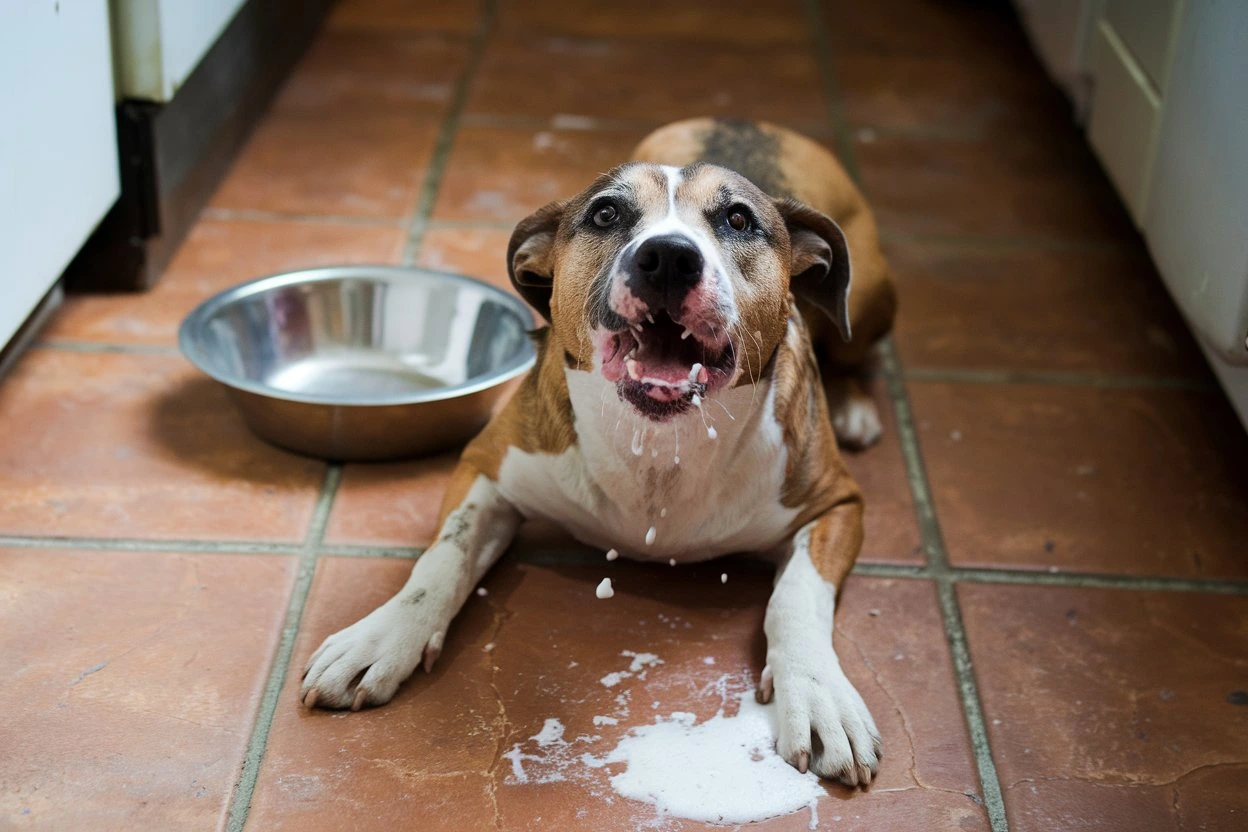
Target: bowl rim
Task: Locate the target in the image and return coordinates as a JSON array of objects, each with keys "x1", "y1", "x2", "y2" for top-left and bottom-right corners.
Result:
[{"x1": 178, "y1": 265, "x2": 538, "y2": 407}]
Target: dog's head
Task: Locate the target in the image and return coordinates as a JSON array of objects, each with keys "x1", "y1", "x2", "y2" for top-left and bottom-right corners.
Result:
[{"x1": 508, "y1": 162, "x2": 851, "y2": 421}]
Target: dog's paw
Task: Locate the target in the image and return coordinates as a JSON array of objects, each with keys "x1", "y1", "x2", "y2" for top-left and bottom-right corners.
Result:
[
  {"x1": 830, "y1": 395, "x2": 882, "y2": 450},
  {"x1": 300, "y1": 591, "x2": 451, "y2": 711},
  {"x1": 762, "y1": 656, "x2": 882, "y2": 787},
  {"x1": 825, "y1": 376, "x2": 883, "y2": 450}
]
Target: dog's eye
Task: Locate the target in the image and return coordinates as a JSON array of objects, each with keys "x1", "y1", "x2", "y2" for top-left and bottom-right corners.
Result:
[
  {"x1": 726, "y1": 206, "x2": 752, "y2": 232},
  {"x1": 593, "y1": 203, "x2": 619, "y2": 227}
]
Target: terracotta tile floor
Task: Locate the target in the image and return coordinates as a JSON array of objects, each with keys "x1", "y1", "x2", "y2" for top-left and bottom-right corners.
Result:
[{"x1": 3, "y1": 1, "x2": 1246, "y2": 830}]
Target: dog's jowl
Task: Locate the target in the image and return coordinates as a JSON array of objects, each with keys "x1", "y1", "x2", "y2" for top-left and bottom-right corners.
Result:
[{"x1": 301, "y1": 118, "x2": 897, "y2": 787}]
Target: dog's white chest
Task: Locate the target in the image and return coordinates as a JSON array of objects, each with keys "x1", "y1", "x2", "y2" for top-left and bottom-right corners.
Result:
[{"x1": 495, "y1": 370, "x2": 798, "y2": 559}]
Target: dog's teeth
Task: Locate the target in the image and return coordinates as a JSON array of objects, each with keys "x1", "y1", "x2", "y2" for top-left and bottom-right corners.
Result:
[
  {"x1": 688, "y1": 362, "x2": 703, "y2": 382},
  {"x1": 646, "y1": 313, "x2": 655, "y2": 324},
  {"x1": 707, "y1": 425, "x2": 718, "y2": 440},
  {"x1": 680, "y1": 328, "x2": 693, "y2": 340},
  {"x1": 691, "y1": 393, "x2": 701, "y2": 407},
  {"x1": 697, "y1": 366, "x2": 709, "y2": 384},
  {"x1": 606, "y1": 548, "x2": 619, "y2": 561},
  {"x1": 626, "y1": 358, "x2": 641, "y2": 380},
  {"x1": 645, "y1": 526, "x2": 657, "y2": 546}
]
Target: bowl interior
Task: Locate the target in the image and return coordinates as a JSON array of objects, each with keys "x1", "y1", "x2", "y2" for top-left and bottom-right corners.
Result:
[{"x1": 182, "y1": 270, "x2": 535, "y2": 405}]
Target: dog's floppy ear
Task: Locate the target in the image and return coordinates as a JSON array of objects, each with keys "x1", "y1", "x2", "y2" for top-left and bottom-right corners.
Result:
[
  {"x1": 507, "y1": 200, "x2": 566, "y2": 322},
  {"x1": 775, "y1": 198, "x2": 852, "y2": 342}
]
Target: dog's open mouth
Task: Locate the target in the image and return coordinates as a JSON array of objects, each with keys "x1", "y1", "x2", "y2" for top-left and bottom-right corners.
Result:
[{"x1": 599, "y1": 312, "x2": 735, "y2": 419}]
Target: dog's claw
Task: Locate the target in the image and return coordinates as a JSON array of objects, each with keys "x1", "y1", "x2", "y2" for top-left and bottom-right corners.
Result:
[
  {"x1": 351, "y1": 687, "x2": 367, "y2": 712},
  {"x1": 303, "y1": 688, "x2": 319, "y2": 709},
  {"x1": 755, "y1": 664, "x2": 774, "y2": 704},
  {"x1": 795, "y1": 751, "x2": 810, "y2": 774},
  {"x1": 422, "y1": 632, "x2": 444, "y2": 672}
]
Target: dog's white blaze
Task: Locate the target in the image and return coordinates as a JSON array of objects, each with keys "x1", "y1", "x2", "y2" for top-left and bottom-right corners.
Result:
[{"x1": 495, "y1": 370, "x2": 798, "y2": 561}]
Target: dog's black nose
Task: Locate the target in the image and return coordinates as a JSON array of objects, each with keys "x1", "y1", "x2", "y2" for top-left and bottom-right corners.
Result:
[{"x1": 627, "y1": 235, "x2": 704, "y2": 312}]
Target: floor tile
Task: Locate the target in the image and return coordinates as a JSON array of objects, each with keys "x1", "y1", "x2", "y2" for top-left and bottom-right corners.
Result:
[
  {"x1": 498, "y1": 0, "x2": 809, "y2": 46},
  {"x1": 46, "y1": 219, "x2": 405, "y2": 346},
  {"x1": 819, "y1": 0, "x2": 1026, "y2": 60},
  {"x1": 273, "y1": 29, "x2": 470, "y2": 118},
  {"x1": 960, "y1": 583, "x2": 1248, "y2": 831},
  {"x1": 210, "y1": 113, "x2": 438, "y2": 218},
  {"x1": 855, "y1": 131, "x2": 1136, "y2": 243},
  {"x1": 833, "y1": 49, "x2": 1064, "y2": 137},
  {"x1": 0, "y1": 350, "x2": 325, "y2": 541},
  {"x1": 493, "y1": 566, "x2": 986, "y2": 830},
  {"x1": 322, "y1": 453, "x2": 459, "y2": 548},
  {"x1": 836, "y1": 377, "x2": 922, "y2": 563},
  {"x1": 416, "y1": 226, "x2": 515, "y2": 291},
  {"x1": 245, "y1": 556, "x2": 502, "y2": 830},
  {"x1": 432, "y1": 125, "x2": 648, "y2": 224},
  {"x1": 0, "y1": 548, "x2": 295, "y2": 831},
  {"x1": 326, "y1": 0, "x2": 482, "y2": 34},
  {"x1": 263, "y1": 557, "x2": 984, "y2": 830},
  {"x1": 466, "y1": 36, "x2": 828, "y2": 128},
  {"x1": 909, "y1": 382, "x2": 1248, "y2": 578},
  {"x1": 889, "y1": 241, "x2": 1210, "y2": 378}
]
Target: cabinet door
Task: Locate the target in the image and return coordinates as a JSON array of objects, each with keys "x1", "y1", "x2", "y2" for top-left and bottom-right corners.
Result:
[{"x1": 0, "y1": 1, "x2": 119, "y2": 348}]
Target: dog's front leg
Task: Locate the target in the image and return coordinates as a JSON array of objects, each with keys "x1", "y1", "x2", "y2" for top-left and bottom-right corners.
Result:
[
  {"x1": 760, "y1": 501, "x2": 882, "y2": 786},
  {"x1": 301, "y1": 466, "x2": 520, "y2": 710}
]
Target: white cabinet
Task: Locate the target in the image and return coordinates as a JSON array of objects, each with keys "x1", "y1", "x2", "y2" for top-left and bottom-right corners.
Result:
[
  {"x1": 0, "y1": 1, "x2": 120, "y2": 349},
  {"x1": 1017, "y1": 0, "x2": 1248, "y2": 429},
  {"x1": 112, "y1": 0, "x2": 248, "y2": 101}
]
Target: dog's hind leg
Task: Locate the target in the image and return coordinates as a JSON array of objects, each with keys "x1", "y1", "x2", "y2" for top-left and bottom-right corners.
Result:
[{"x1": 301, "y1": 464, "x2": 520, "y2": 710}]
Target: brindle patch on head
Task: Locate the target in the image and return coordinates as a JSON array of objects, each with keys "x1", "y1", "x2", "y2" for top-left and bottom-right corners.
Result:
[{"x1": 696, "y1": 118, "x2": 793, "y2": 200}]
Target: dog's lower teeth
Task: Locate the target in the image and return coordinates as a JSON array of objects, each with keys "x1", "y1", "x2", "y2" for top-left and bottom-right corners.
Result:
[
  {"x1": 681, "y1": 328, "x2": 693, "y2": 340},
  {"x1": 626, "y1": 358, "x2": 641, "y2": 380},
  {"x1": 689, "y1": 362, "x2": 702, "y2": 382},
  {"x1": 646, "y1": 313, "x2": 655, "y2": 324}
]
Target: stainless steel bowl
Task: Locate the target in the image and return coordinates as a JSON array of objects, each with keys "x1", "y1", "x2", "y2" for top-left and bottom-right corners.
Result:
[{"x1": 179, "y1": 266, "x2": 536, "y2": 461}]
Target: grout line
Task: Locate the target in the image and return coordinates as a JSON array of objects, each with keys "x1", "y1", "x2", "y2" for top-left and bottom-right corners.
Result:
[
  {"x1": 903, "y1": 366, "x2": 1217, "y2": 393},
  {"x1": 33, "y1": 340, "x2": 182, "y2": 356},
  {"x1": 805, "y1": 0, "x2": 1011, "y2": 819},
  {"x1": 878, "y1": 341, "x2": 950, "y2": 569},
  {"x1": 802, "y1": 0, "x2": 860, "y2": 181},
  {"x1": 400, "y1": 0, "x2": 498, "y2": 266},
  {"x1": 319, "y1": 543, "x2": 425, "y2": 559},
  {"x1": 954, "y1": 567, "x2": 1248, "y2": 596},
  {"x1": 935, "y1": 579, "x2": 1009, "y2": 827},
  {"x1": 0, "y1": 534, "x2": 301, "y2": 554},
  {"x1": 225, "y1": 463, "x2": 342, "y2": 832},
  {"x1": 199, "y1": 207, "x2": 405, "y2": 227},
  {"x1": 882, "y1": 341, "x2": 1010, "y2": 829},
  {"x1": 848, "y1": 560, "x2": 932, "y2": 580}
]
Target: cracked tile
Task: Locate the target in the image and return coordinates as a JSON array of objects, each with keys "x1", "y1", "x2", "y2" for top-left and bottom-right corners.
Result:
[
  {"x1": 960, "y1": 584, "x2": 1248, "y2": 831},
  {"x1": 0, "y1": 548, "x2": 295, "y2": 830}
]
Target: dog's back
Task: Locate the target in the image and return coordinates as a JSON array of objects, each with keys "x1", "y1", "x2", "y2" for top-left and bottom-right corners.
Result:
[{"x1": 631, "y1": 118, "x2": 895, "y2": 371}]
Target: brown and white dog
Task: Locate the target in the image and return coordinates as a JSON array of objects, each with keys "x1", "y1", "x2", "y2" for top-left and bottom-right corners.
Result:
[{"x1": 301, "y1": 118, "x2": 897, "y2": 786}]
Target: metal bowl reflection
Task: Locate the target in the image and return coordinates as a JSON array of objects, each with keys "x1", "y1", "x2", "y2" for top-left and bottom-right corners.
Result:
[{"x1": 178, "y1": 266, "x2": 535, "y2": 461}]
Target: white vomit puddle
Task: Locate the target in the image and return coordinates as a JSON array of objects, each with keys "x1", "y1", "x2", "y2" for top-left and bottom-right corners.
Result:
[
  {"x1": 503, "y1": 654, "x2": 824, "y2": 829},
  {"x1": 586, "y1": 692, "x2": 823, "y2": 827}
]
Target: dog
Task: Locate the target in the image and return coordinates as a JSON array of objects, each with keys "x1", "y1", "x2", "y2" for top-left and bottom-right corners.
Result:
[{"x1": 300, "y1": 117, "x2": 897, "y2": 787}]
